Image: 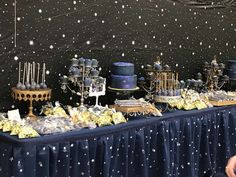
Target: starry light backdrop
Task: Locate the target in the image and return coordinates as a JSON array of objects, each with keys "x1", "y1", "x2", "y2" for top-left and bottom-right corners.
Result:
[{"x1": 0, "y1": 0, "x2": 236, "y2": 112}]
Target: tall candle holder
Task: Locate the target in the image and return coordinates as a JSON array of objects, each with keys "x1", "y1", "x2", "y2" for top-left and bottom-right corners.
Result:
[
  {"x1": 139, "y1": 56, "x2": 181, "y2": 103},
  {"x1": 12, "y1": 88, "x2": 51, "y2": 119},
  {"x1": 61, "y1": 58, "x2": 106, "y2": 108},
  {"x1": 197, "y1": 55, "x2": 229, "y2": 91},
  {"x1": 12, "y1": 62, "x2": 51, "y2": 120}
]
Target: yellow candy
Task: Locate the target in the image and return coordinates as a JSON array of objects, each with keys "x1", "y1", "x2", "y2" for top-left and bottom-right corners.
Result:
[
  {"x1": 81, "y1": 111, "x2": 91, "y2": 122},
  {"x1": 18, "y1": 132, "x2": 27, "y2": 139},
  {"x1": 18, "y1": 126, "x2": 39, "y2": 138},
  {"x1": 176, "y1": 99, "x2": 184, "y2": 109},
  {"x1": 103, "y1": 110, "x2": 113, "y2": 116},
  {"x1": 10, "y1": 124, "x2": 21, "y2": 135},
  {"x1": 0, "y1": 120, "x2": 7, "y2": 130},
  {"x1": 183, "y1": 103, "x2": 195, "y2": 110},
  {"x1": 2, "y1": 121, "x2": 13, "y2": 132},
  {"x1": 97, "y1": 115, "x2": 112, "y2": 127},
  {"x1": 90, "y1": 114, "x2": 98, "y2": 122},
  {"x1": 112, "y1": 112, "x2": 126, "y2": 124},
  {"x1": 53, "y1": 107, "x2": 69, "y2": 118},
  {"x1": 194, "y1": 101, "x2": 207, "y2": 110},
  {"x1": 43, "y1": 108, "x2": 54, "y2": 116}
]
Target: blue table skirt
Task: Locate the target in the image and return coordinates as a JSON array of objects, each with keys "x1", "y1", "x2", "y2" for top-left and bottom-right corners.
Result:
[{"x1": 0, "y1": 106, "x2": 236, "y2": 177}]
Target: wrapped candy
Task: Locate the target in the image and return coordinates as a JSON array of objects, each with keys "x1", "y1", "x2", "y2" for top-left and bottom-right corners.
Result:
[
  {"x1": 18, "y1": 126, "x2": 39, "y2": 139},
  {"x1": 53, "y1": 106, "x2": 68, "y2": 118},
  {"x1": 67, "y1": 106, "x2": 81, "y2": 123},
  {"x1": 182, "y1": 103, "x2": 195, "y2": 110},
  {"x1": 42, "y1": 102, "x2": 69, "y2": 118},
  {"x1": 112, "y1": 112, "x2": 127, "y2": 124},
  {"x1": 0, "y1": 120, "x2": 8, "y2": 130},
  {"x1": 81, "y1": 111, "x2": 91, "y2": 122},
  {"x1": 10, "y1": 124, "x2": 22, "y2": 135},
  {"x1": 169, "y1": 89, "x2": 210, "y2": 110},
  {"x1": 194, "y1": 100, "x2": 208, "y2": 110},
  {"x1": 0, "y1": 119, "x2": 39, "y2": 138},
  {"x1": 28, "y1": 117, "x2": 76, "y2": 135},
  {"x1": 2, "y1": 121, "x2": 14, "y2": 132},
  {"x1": 96, "y1": 115, "x2": 113, "y2": 127}
]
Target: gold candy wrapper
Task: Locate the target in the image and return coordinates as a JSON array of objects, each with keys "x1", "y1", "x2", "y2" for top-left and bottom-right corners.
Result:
[
  {"x1": 103, "y1": 110, "x2": 113, "y2": 116},
  {"x1": 10, "y1": 124, "x2": 21, "y2": 135},
  {"x1": 112, "y1": 112, "x2": 127, "y2": 124},
  {"x1": 81, "y1": 111, "x2": 91, "y2": 122},
  {"x1": 42, "y1": 102, "x2": 69, "y2": 118},
  {"x1": 53, "y1": 107, "x2": 69, "y2": 118},
  {"x1": 0, "y1": 120, "x2": 8, "y2": 130},
  {"x1": 2, "y1": 121, "x2": 14, "y2": 132},
  {"x1": 18, "y1": 126, "x2": 39, "y2": 139},
  {"x1": 0, "y1": 119, "x2": 39, "y2": 139},
  {"x1": 194, "y1": 100, "x2": 208, "y2": 110},
  {"x1": 67, "y1": 105, "x2": 127, "y2": 127},
  {"x1": 96, "y1": 115, "x2": 113, "y2": 127},
  {"x1": 43, "y1": 107, "x2": 54, "y2": 116},
  {"x1": 169, "y1": 89, "x2": 211, "y2": 110}
]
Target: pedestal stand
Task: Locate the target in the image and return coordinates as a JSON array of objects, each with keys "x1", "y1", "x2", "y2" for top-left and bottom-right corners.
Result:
[{"x1": 12, "y1": 88, "x2": 51, "y2": 120}]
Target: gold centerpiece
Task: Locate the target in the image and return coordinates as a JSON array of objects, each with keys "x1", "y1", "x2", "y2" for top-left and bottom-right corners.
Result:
[
  {"x1": 12, "y1": 88, "x2": 51, "y2": 119},
  {"x1": 140, "y1": 56, "x2": 181, "y2": 103},
  {"x1": 199, "y1": 55, "x2": 229, "y2": 91},
  {"x1": 12, "y1": 62, "x2": 52, "y2": 120}
]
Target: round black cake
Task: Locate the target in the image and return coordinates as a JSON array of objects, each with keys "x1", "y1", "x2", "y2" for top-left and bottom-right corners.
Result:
[
  {"x1": 227, "y1": 60, "x2": 236, "y2": 81},
  {"x1": 111, "y1": 62, "x2": 137, "y2": 89}
]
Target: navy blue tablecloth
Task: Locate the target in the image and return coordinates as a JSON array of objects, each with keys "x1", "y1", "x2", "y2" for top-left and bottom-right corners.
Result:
[{"x1": 0, "y1": 106, "x2": 236, "y2": 177}]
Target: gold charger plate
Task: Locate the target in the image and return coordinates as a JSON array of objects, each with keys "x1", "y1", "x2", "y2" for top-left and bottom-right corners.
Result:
[{"x1": 108, "y1": 86, "x2": 139, "y2": 91}]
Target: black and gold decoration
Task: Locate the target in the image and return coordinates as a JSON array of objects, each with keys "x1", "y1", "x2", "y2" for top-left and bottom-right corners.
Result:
[
  {"x1": 197, "y1": 55, "x2": 229, "y2": 91},
  {"x1": 12, "y1": 62, "x2": 51, "y2": 119},
  {"x1": 60, "y1": 58, "x2": 106, "y2": 108},
  {"x1": 0, "y1": 0, "x2": 236, "y2": 110},
  {"x1": 139, "y1": 56, "x2": 180, "y2": 103}
]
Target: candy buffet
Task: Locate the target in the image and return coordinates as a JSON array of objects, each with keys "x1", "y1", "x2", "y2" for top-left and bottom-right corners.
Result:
[
  {"x1": 0, "y1": 56, "x2": 235, "y2": 140},
  {"x1": 0, "y1": 57, "x2": 236, "y2": 177}
]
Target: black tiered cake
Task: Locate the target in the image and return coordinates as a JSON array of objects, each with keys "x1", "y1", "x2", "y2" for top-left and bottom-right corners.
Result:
[
  {"x1": 227, "y1": 60, "x2": 236, "y2": 81},
  {"x1": 111, "y1": 62, "x2": 137, "y2": 89}
]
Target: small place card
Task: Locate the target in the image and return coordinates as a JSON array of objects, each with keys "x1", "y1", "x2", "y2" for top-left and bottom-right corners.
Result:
[{"x1": 7, "y1": 109, "x2": 21, "y2": 122}]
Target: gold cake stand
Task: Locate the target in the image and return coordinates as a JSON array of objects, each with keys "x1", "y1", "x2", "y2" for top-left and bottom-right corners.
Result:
[
  {"x1": 154, "y1": 95, "x2": 182, "y2": 103},
  {"x1": 108, "y1": 87, "x2": 140, "y2": 91},
  {"x1": 12, "y1": 87, "x2": 52, "y2": 120}
]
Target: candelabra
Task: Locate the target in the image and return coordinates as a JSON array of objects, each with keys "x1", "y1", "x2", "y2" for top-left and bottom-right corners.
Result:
[
  {"x1": 139, "y1": 56, "x2": 180, "y2": 102},
  {"x1": 196, "y1": 55, "x2": 229, "y2": 91},
  {"x1": 61, "y1": 58, "x2": 106, "y2": 108}
]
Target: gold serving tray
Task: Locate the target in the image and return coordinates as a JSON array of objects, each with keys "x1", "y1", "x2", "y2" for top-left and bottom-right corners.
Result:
[
  {"x1": 154, "y1": 95, "x2": 182, "y2": 103},
  {"x1": 209, "y1": 100, "x2": 236, "y2": 106},
  {"x1": 110, "y1": 104, "x2": 162, "y2": 116},
  {"x1": 12, "y1": 87, "x2": 52, "y2": 120},
  {"x1": 108, "y1": 86, "x2": 139, "y2": 91}
]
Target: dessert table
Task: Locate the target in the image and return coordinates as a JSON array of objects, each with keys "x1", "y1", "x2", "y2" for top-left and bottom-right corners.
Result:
[{"x1": 0, "y1": 106, "x2": 236, "y2": 177}]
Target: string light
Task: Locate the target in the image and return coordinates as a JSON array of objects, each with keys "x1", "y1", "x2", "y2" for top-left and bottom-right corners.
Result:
[{"x1": 14, "y1": 0, "x2": 17, "y2": 47}]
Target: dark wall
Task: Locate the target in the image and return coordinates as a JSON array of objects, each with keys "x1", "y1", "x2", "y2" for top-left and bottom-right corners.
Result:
[{"x1": 0, "y1": 0, "x2": 236, "y2": 111}]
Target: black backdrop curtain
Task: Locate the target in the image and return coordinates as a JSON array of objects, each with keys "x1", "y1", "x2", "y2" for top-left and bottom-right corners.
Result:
[{"x1": 0, "y1": 0, "x2": 236, "y2": 110}]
